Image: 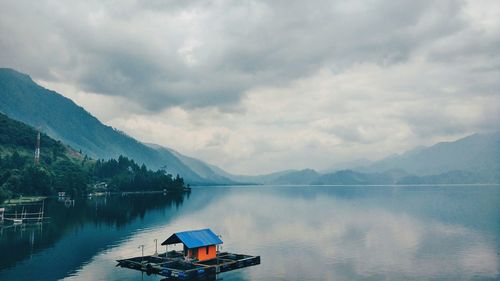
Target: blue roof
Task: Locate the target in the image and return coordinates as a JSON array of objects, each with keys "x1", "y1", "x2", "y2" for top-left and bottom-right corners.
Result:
[{"x1": 161, "y1": 228, "x2": 223, "y2": 248}]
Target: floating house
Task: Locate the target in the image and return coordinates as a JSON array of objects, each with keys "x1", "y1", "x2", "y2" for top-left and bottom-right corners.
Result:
[
  {"x1": 161, "y1": 228, "x2": 223, "y2": 261},
  {"x1": 117, "y1": 228, "x2": 260, "y2": 280}
]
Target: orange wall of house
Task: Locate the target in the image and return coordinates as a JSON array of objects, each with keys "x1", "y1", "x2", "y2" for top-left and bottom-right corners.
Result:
[{"x1": 196, "y1": 245, "x2": 217, "y2": 261}]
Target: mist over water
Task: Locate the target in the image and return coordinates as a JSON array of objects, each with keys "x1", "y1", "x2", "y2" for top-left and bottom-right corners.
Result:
[{"x1": 0, "y1": 185, "x2": 499, "y2": 281}]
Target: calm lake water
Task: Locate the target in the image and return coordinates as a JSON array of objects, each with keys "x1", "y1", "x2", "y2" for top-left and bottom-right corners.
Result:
[{"x1": 0, "y1": 185, "x2": 499, "y2": 281}]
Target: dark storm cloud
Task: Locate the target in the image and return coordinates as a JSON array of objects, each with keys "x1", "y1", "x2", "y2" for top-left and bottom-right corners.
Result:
[{"x1": 0, "y1": 0, "x2": 475, "y2": 111}]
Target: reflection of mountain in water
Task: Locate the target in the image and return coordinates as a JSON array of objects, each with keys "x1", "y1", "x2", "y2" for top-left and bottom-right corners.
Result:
[{"x1": 0, "y1": 192, "x2": 188, "y2": 280}]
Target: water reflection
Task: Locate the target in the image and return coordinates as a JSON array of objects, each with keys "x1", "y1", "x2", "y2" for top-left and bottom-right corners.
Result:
[
  {"x1": 0, "y1": 192, "x2": 188, "y2": 281},
  {"x1": 0, "y1": 185, "x2": 499, "y2": 281},
  {"x1": 170, "y1": 186, "x2": 499, "y2": 281}
]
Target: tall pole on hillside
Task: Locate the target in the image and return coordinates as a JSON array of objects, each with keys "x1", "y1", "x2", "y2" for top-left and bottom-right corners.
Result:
[{"x1": 34, "y1": 129, "x2": 40, "y2": 165}]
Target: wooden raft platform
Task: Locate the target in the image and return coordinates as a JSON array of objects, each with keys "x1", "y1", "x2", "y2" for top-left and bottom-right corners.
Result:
[{"x1": 117, "y1": 251, "x2": 260, "y2": 280}]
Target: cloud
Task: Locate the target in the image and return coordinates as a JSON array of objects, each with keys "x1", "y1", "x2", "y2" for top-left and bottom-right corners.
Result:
[
  {"x1": 1, "y1": 0, "x2": 499, "y2": 173},
  {"x1": 0, "y1": 0, "x2": 478, "y2": 110}
]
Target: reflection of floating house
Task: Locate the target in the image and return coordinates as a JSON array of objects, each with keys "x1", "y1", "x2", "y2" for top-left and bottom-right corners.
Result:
[
  {"x1": 117, "y1": 228, "x2": 260, "y2": 280},
  {"x1": 161, "y1": 229, "x2": 223, "y2": 262},
  {"x1": 58, "y1": 192, "x2": 66, "y2": 197}
]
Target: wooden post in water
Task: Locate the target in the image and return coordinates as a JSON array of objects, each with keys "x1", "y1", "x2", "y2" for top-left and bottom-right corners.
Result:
[
  {"x1": 138, "y1": 245, "x2": 145, "y2": 263},
  {"x1": 0, "y1": 208, "x2": 4, "y2": 223},
  {"x1": 216, "y1": 234, "x2": 222, "y2": 276},
  {"x1": 39, "y1": 200, "x2": 45, "y2": 223},
  {"x1": 153, "y1": 239, "x2": 158, "y2": 256}
]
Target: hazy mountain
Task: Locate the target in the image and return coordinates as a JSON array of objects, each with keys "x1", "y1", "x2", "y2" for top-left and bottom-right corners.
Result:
[
  {"x1": 233, "y1": 132, "x2": 499, "y2": 185},
  {"x1": 0, "y1": 68, "x2": 227, "y2": 185},
  {"x1": 270, "y1": 169, "x2": 320, "y2": 184},
  {"x1": 312, "y1": 170, "x2": 390, "y2": 185},
  {"x1": 145, "y1": 143, "x2": 238, "y2": 185},
  {"x1": 245, "y1": 167, "x2": 493, "y2": 185},
  {"x1": 359, "y1": 132, "x2": 500, "y2": 182},
  {"x1": 321, "y1": 158, "x2": 373, "y2": 173},
  {"x1": 220, "y1": 168, "x2": 401, "y2": 185},
  {"x1": 203, "y1": 168, "x2": 300, "y2": 185},
  {"x1": 1, "y1": 68, "x2": 497, "y2": 185}
]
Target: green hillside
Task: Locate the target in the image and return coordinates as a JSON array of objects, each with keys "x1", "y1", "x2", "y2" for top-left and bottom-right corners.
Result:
[
  {"x1": 0, "y1": 68, "x2": 234, "y2": 185},
  {"x1": 0, "y1": 113, "x2": 186, "y2": 203}
]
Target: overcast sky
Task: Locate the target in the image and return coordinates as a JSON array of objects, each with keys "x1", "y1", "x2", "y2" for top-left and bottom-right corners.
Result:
[{"x1": 1, "y1": 0, "x2": 499, "y2": 174}]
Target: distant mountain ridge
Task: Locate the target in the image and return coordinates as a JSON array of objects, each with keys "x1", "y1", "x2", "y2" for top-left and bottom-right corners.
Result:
[
  {"x1": 0, "y1": 68, "x2": 233, "y2": 185},
  {"x1": 227, "y1": 132, "x2": 499, "y2": 185},
  {"x1": 1, "y1": 68, "x2": 497, "y2": 185},
  {"x1": 358, "y1": 132, "x2": 500, "y2": 181},
  {"x1": 144, "y1": 143, "x2": 237, "y2": 184}
]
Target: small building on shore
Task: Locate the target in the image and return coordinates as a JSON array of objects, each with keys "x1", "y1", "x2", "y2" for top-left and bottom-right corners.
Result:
[
  {"x1": 93, "y1": 182, "x2": 108, "y2": 190},
  {"x1": 161, "y1": 228, "x2": 223, "y2": 261}
]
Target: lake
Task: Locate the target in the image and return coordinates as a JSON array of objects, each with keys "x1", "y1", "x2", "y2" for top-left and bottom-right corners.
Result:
[{"x1": 0, "y1": 185, "x2": 499, "y2": 281}]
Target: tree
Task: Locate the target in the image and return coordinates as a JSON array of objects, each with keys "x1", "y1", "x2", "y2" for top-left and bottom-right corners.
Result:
[
  {"x1": 9, "y1": 151, "x2": 26, "y2": 169},
  {"x1": 52, "y1": 160, "x2": 87, "y2": 196},
  {"x1": 0, "y1": 185, "x2": 12, "y2": 203},
  {"x1": 20, "y1": 165, "x2": 53, "y2": 195}
]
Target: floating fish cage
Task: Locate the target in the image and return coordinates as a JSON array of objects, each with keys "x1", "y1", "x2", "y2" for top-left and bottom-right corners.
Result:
[
  {"x1": 116, "y1": 251, "x2": 260, "y2": 280},
  {"x1": 117, "y1": 228, "x2": 260, "y2": 280}
]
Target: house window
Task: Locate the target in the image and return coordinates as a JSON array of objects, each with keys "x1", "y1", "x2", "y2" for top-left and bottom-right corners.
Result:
[{"x1": 206, "y1": 246, "x2": 209, "y2": 255}]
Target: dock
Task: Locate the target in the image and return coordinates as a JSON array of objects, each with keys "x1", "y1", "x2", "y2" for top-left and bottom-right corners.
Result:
[{"x1": 1, "y1": 201, "x2": 49, "y2": 225}]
